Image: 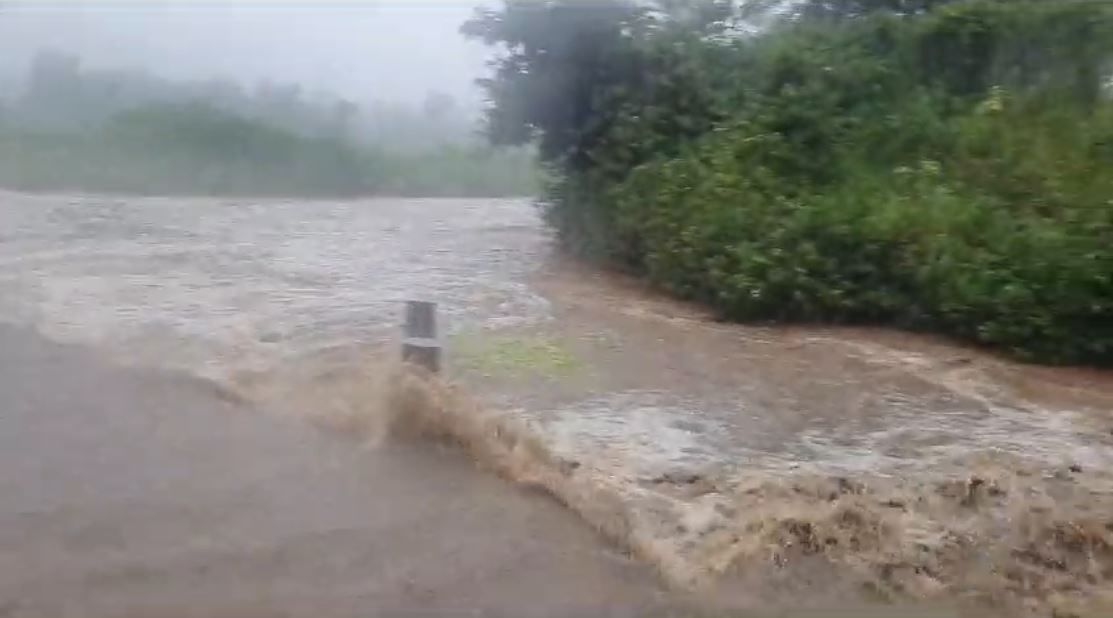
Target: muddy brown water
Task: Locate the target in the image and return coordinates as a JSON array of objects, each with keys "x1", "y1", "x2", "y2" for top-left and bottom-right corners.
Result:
[
  {"x1": 2, "y1": 190, "x2": 1112, "y2": 615},
  {"x1": 0, "y1": 192, "x2": 682, "y2": 616},
  {"x1": 0, "y1": 326, "x2": 681, "y2": 617},
  {"x1": 454, "y1": 259, "x2": 1113, "y2": 615}
]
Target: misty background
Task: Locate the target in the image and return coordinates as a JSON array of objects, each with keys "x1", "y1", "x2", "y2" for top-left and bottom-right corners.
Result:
[
  {"x1": 0, "y1": 1, "x2": 538, "y2": 197},
  {"x1": 0, "y1": 1, "x2": 488, "y2": 108}
]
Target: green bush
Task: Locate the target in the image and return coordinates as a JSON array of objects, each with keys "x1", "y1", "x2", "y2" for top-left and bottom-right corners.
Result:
[
  {"x1": 0, "y1": 103, "x2": 540, "y2": 198},
  {"x1": 605, "y1": 97, "x2": 1113, "y2": 363},
  {"x1": 468, "y1": 0, "x2": 1113, "y2": 364}
]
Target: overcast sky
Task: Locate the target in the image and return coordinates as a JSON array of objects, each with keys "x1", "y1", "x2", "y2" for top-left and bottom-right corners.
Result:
[{"x1": 0, "y1": 1, "x2": 493, "y2": 107}]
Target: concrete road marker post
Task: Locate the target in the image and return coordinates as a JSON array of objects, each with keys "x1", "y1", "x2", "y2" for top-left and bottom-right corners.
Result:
[{"x1": 402, "y1": 300, "x2": 441, "y2": 373}]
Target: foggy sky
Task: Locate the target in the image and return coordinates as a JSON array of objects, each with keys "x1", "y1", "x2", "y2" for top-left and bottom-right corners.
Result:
[{"x1": 0, "y1": 1, "x2": 492, "y2": 107}]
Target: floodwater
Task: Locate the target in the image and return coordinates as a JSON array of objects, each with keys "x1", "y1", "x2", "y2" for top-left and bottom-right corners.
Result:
[
  {"x1": 0, "y1": 191, "x2": 681, "y2": 616},
  {"x1": 2, "y1": 190, "x2": 1112, "y2": 614},
  {"x1": 520, "y1": 267, "x2": 1113, "y2": 477},
  {"x1": 0, "y1": 325, "x2": 679, "y2": 617},
  {"x1": 0, "y1": 191, "x2": 549, "y2": 379}
]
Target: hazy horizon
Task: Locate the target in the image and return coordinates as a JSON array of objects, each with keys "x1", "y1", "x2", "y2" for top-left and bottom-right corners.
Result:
[{"x1": 0, "y1": 1, "x2": 493, "y2": 109}]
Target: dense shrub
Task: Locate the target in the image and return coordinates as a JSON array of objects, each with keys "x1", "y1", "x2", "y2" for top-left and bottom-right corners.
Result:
[
  {"x1": 0, "y1": 103, "x2": 540, "y2": 198},
  {"x1": 467, "y1": 0, "x2": 1113, "y2": 364}
]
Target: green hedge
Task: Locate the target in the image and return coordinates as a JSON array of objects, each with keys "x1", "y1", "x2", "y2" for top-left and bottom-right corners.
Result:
[
  {"x1": 603, "y1": 97, "x2": 1113, "y2": 363},
  {"x1": 468, "y1": 0, "x2": 1113, "y2": 364}
]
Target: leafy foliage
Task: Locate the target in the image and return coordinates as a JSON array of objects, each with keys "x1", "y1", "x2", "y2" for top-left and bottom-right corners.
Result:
[
  {"x1": 11, "y1": 49, "x2": 482, "y2": 151},
  {"x1": 1, "y1": 51, "x2": 541, "y2": 198},
  {"x1": 0, "y1": 103, "x2": 540, "y2": 198},
  {"x1": 466, "y1": 0, "x2": 1113, "y2": 364}
]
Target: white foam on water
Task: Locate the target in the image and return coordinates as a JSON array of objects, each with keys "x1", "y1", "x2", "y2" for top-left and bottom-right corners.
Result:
[
  {"x1": 526, "y1": 391, "x2": 732, "y2": 476},
  {"x1": 0, "y1": 191, "x2": 552, "y2": 378},
  {"x1": 522, "y1": 386, "x2": 1113, "y2": 482}
]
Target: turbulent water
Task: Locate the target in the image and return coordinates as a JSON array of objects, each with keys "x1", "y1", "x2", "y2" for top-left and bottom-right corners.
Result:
[
  {"x1": 3, "y1": 189, "x2": 1111, "y2": 475},
  {"x1": 0, "y1": 191, "x2": 550, "y2": 381},
  {"x1": 5, "y1": 190, "x2": 1113, "y2": 614}
]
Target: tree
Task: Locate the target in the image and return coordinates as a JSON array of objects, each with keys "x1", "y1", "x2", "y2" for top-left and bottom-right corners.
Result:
[
  {"x1": 329, "y1": 99, "x2": 359, "y2": 138},
  {"x1": 739, "y1": 0, "x2": 957, "y2": 22},
  {"x1": 422, "y1": 90, "x2": 457, "y2": 120},
  {"x1": 462, "y1": 0, "x2": 650, "y2": 168},
  {"x1": 462, "y1": 0, "x2": 737, "y2": 172}
]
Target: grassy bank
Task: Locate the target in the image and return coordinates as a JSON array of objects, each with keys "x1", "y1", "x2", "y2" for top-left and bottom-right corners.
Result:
[
  {"x1": 467, "y1": 0, "x2": 1113, "y2": 364},
  {"x1": 0, "y1": 103, "x2": 540, "y2": 198}
]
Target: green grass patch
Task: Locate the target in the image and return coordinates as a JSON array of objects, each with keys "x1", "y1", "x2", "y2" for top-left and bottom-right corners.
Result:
[{"x1": 450, "y1": 331, "x2": 581, "y2": 378}]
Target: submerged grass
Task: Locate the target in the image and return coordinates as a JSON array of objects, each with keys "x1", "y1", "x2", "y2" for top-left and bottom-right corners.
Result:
[{"x1": 449, "y1": 331, "x2": 581, "y2": 378}]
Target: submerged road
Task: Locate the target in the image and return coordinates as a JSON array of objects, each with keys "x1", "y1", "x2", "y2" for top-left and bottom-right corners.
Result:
[
  {"x1": 3, "y1": 192, "x2": 1110, "y2": 615},
  {"x1": 0, "y1": 326, "x2": 675, "y2": 617}
]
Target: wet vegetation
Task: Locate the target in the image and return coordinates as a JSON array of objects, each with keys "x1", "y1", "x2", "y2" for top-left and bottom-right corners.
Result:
[
  {"x1": 0, "y1": 51, "x2": 539, "y2": 198},
  {"x1": 465, "y1": 0, "x2": 1113, "y2": 365}
]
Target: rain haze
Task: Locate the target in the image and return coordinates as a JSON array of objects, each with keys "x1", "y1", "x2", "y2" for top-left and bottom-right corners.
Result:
[
  {"x1": 3, "y1": 1, "x2": 1113, "y2": 616},
  {"x1": 0, "y1": 0, "x2": 489, "y2": 107},
  {"x1": 0, "y1": 0, "x2": 540, "y2": 196}
]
